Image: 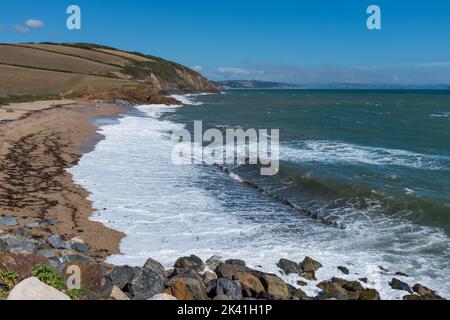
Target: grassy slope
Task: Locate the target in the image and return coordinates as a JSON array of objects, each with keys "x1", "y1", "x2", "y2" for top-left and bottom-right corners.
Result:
[{"x1": 0, "y1": 42, "x2": 216, "y2": 105}]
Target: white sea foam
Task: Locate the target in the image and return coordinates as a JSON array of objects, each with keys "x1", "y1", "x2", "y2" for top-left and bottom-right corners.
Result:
[
  {"x1": 170, "y1": 94, "x2": 203, "y2": 106},
  {"x1": 282, "y1": 141, "x2": 449, "y2": 170},
  {"x1": 69, "y1": 104, "x2": 450, "y2": 300}
]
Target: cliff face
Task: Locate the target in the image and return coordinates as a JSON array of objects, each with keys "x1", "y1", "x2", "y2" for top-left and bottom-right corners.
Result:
[{"x1": 0, "y1": 43, "x2": 218, "y2": 104}]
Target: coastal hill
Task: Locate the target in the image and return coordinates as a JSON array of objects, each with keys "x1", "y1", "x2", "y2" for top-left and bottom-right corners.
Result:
[
  {"x1": 214, "y1": 80, "x2": 300, "y2": 89},
  {"x1": 0, "y1": 43, "x2": 218, "y2": 105}
]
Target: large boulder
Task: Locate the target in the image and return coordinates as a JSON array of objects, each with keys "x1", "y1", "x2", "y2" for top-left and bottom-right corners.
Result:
[
  {"x1": 109, "y1": 266, "x2": 136, "y2": 290},
  {"x1": 129, "y1": 268, "x2": 165, "y2": 300},
  {"x1": 174, "y1": 255, "x2": 205, "y2": 273},
  {"x1": 412, "y1": 284, "x2": 445, "y2": 300},
  {"x1": 233, "y1": 271, "x2": 264, "y2": 297},
  {"x1": 225, "y1": 259, "x2": 246, "y2": 267},
  {"x1": 216, "y1": 278, "x2": 243, "y2": 300},
  {"x1": 359, "y1": 288, "x2": 381, "y2": 300},
  {"x1": 143, "y1": 258, "x2": 165, "y2": 277},
  {"x1": 300, "y1": 256, "x2": 322, "y2": 272},
  {"x1": 0, "y1": 252, "x2": 50, "y2": 280},
  {"x1": 67, "y1": 237, "x2": 89, "y2": 254},
  {"x1": 205, "y1": 256, "x2": 223, "y2": 270},
  {"x1": 317, "y1": 278, "x2": 365, "y2": 300},
  {"x1": 166, "y1": 272, "x2": 208, "y2": 300},
  {"x1": 7, "y1": 277, "x2": 70, "y2": 300},
  {"x1": 259, "y1": 275, "x2": 290, "y2": 300},
  {"x1": 276, "y1": 258, "x2": 301, "y2": 275},
  {"x1": 215, "y1": 263, "x2": 248, "y2": 279}
]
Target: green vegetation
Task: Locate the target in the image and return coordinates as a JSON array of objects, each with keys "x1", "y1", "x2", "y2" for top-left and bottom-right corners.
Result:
[
  {"x1": 65, "y1": 286, "x2": 88, "y2": 300},
  {"x1": 0, "y1": 94, "x2": 63, "y2": 106},
  {"x1": 32, "y1": 264, "x2": 65, "y2": 290},
  {"x1": 0, "y1": 268, "x2": 18, "y2": 297}
]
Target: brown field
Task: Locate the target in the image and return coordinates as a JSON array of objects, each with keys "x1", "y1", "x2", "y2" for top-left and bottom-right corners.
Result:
[
  {"x1": 0, "y1": 64, "x2": 135, "y2": 96},
  {"x1": 16, "y1": 43, "x2": 131, "y2": 67},
  {"x1": 97, "y1": 48, "x2": 154, "y2": 62},
  {"x1": 0, "y1": 44, "x2": 120, "y2": 75}
]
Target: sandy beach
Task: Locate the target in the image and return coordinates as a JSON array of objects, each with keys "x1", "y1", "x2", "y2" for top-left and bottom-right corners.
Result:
[{"x1": 0, "y1": 100, "x2": 127, "y2": 261}]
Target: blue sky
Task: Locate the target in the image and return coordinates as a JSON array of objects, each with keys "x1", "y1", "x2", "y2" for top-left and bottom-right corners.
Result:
[{"x1": 1, "y1": 0, "x2": 450, "y2": 84}]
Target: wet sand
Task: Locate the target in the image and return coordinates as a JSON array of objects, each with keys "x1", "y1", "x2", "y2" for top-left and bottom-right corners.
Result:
[{"x1": 0, "y1": 100, "x2": 128, "y2": 260}]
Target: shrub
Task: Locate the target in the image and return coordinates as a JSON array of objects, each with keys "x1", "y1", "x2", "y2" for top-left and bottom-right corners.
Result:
[
  {"x1": 32, "y1": 264, "x2": 65, "y2": 290},
  {"x1": 0, "y1": 268, "x2": 18, "y2": 297}
]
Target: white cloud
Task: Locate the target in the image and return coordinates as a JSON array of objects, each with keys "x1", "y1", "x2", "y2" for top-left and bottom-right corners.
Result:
[
  {"x1": 191, "y1": 65, "x2": 203, "y2": 72},
  {"x1": 14, "y1": 25, "x2": 29, "y2": 33},
  {"x1": 417, "y1": 61, "x2": 450, "y2": 67},
  {"x1": 25, "y1": 19, "x2": 44, "y2": 29},
  {"x1": 217, "y1": 67, "x2": 252, "y2": 75}
]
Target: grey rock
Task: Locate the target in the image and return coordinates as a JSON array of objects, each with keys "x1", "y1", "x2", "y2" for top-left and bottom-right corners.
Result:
[
  {"x1": 129, "y1": 268, "x2": 165, "y2": 300},
  {"x1": 143, "y1": 258, "x2": 165, "y2": 277},
  {"x1": 39, "y1": 219, "x2": 58, "y2": 226},
  {"x1": 389, "y1": 278, "x2": 413, "y2": 294},
  {"x1": 337, "y1": 266, "x2": 350, "y2": 275},
  {"x1": 174, "y1": 255, "x2": 205, "y2": 272},
  {"x1": 47, "y1": 234, "x2": 69, "y2": 249},
  {"x1": 0, "y1": 217, "x2": 17, "y2": 226},
  {"x1": 110, "y1": 266, "x2": 136, "y2": 290},
  {"x1": 25, "y1": 222, "x2": 40, "y2": 229},
  {"x1": 216, "y1": 278, "x2": 243, "y2": 300},
  {"x1": 0, "y1": 234, "x2": 38, "y2": 254},
  {"x1": 60, "y1": 253, "x2": 94, "y2": 266},
  {"x1": 37, "y1": 249, "x2": 56, "y2": 258},
  {"x1": 277, "y1": 258, "x2": 301, "y2": 275},
  {"x1": 67, "y1": 237, "x2": 89, "y2": 254},
  {"x1": 15, "y1": 227, "x2": 28, "y2": 237},
  {"x1": 225, "y1": 259, "x2": 246, "y2": 267}
]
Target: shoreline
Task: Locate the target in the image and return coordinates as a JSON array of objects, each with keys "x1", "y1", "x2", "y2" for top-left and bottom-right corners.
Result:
[{"x1": 0, "y1": 99, "x2": 129, "y2": 261}]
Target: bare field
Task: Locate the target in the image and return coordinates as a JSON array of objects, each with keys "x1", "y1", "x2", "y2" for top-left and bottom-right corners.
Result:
[
  {"x1": 0, "y1": 44, "x2": 120, "y2": 75},
  {"x1": 0, "y1": 64, "x2": 135, "y2": 96},
  {"x1": 17, "y1": 43, "x2": 132, "y2": 67}
]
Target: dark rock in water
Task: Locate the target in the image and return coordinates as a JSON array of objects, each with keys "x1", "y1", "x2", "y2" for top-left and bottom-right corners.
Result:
[
  {"x1": 299, "y1": 270, "x2": 317, "y2": 281},
  {"x1": 0, "y1": 217, "x2": 17, "y2": 226},
  {"x1": 260, "y1": 275, "x2": 290, "y2": 300},
  {"x1": 412, "y1": 284, "x2": 445, "y2": 300},
  {"x1": 300, "y1": 256, "x2": 322, "y2": 272},
  {"x1": 277, "y1": 258, "x2": 301, "y2": 275},
  {"x1": 215, "y1": 263, "x2": 248, "y2": 279},
  {"x1": 216, "y1": 278, "x2": 243, "y2": 300},
  {"x1": 317, "y1": 278, "x2": 364, "y2": 300},
  {"x1": 359, "y1": 288, "x2": 381, "y2": 300},
  {"x1": 0, "y1": 234, "x2": 38, "y2": 254},
  {"x1": 378, "y1": 266, "x2": 389, "y2": 272},
  {"x1": 110, "y1": 266, "x2": 136, "y2": 290},
  {"x1": 337, "y1": 266, "x2": 350, "y2": 275},
  {"x1": 359, "y1": 278, "x2": 368, "y2": 284},
  {"x1": 47, "y1": 234, "x2": 69, "y2": 249},
  {"x1": 389, "y1": 278, "x2": 413, "y2": 294},
  {"x1": 129, "y1": 268, "x2": 165, "y2": 300},
  {"x1": 174, "y1": 255, "x2": 205, "y2": 272},
  {"x1": 166, "y1": 272, "x2": 208, "y2": 300},
  {"x1": 225, "y1": 259, "x2": 246, "y2": 267},
  {"x1": 395, "y1": 271, "x2": 409, "y2": 277},
  {"x1": 205, "y1": 255, "x2": 223, "y2": 270},
  {"x1": 143, "y1": 258, "x2": 165, "y2": 278}
]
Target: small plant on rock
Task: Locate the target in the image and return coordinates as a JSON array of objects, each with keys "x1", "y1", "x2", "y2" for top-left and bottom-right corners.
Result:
[
  {"x1": 65, "y1": 286, "x2": 88, "y2": 300},
  {"x1": 32, "y1": 264, "x2": 65, "y2": 291}
]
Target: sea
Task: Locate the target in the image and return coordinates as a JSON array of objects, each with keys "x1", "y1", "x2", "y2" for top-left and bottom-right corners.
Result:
[{"x1": 69, "y1": 89, "x2": 450, "y2": 299}]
